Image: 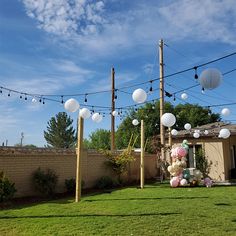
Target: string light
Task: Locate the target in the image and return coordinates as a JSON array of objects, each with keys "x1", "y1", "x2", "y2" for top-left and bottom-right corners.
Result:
[
  {"x1": 24, "y1": 94, "x2": 27, "y2": 100},
  {"x1": 149, "y1": 80, "x2": 153, "y2": 92},
  {"x1": 84, "y1": 93, "x2": 88, "y2": 103},
  {"x1": 61, "y1": 96, "x2": 64, "y2": 104},
  {"x1": 8, "y1": 91, "x2": 11, "y2": 97},
  {"x1": 194, "y1": 66, "x2": 198, "y2": 79}
]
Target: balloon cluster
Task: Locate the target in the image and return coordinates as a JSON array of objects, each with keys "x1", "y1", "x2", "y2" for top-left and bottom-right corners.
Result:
[{"x1": 167, "y1": 140, "x2": 212, "y2": 188}]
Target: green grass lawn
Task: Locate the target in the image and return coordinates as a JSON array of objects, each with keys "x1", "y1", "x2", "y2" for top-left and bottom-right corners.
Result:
[{"x1": 0, "y1": 184, "x2": 236, "y2": 236}]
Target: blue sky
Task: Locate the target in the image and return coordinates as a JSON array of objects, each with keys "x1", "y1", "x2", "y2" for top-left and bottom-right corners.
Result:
[{"x1": 1, "y1": 0, "x2": 236, "y2": 147}]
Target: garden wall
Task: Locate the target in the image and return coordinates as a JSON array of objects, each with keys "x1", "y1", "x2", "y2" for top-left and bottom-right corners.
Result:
[{"x1": 0, "y1": 147, "x2": 157, "y2": 197}]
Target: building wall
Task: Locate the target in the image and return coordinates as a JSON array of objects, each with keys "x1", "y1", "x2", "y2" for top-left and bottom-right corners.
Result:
[
  {"x1": 0, "y1": 147, "x2": 157, "y2": 197},
  {"x1": 172, "y1": 138, "x2": 226, "y2": 181}
]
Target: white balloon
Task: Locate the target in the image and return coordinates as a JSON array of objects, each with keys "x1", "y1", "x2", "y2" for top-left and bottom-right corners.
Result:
[
  {"x1": 180, "y1": 179, "x2": 188, "y2": 186},
  {"x1": 221, "y1": 108, "x2": 230, "y2": 116},
  {"x1": 204, "y1": 130, "x2": 209, "y2": 135},
  {"x1": 64, "y1": 98, "x2": 80, "y2": 113},
  {"x1": 193, "y1": 132, "x2": 200, "y2": 138},
  {"x1": 32, "y1": 98, "x2": 37, "y2": 103},
  {"x1": 219, "y1": 128, "x2": 230, "y2": 139},
  {"x1": 199, "y1": 68, "x2": 222, "y2": 90},
  {"x1": 184, "y1": 123, "x2": 191, "y2": 130},
  {"x1": 132, "y1": 88, "x2": 147, "y2": 104},
  {"x1": 79, "y1": 108, "x2": 91, "y2": 119},
  {"x1": 161, "y1": 113, "x2": 176, "y2": 127},
  {"x1": 132, "y1": 119, "x2": 139, "y2": 126},
  {"x1": 92, "y1": 113, "x2": 103, "y2": 123},
  {"x1": 112, "y1": 111, "x2": 118, "y2": 116},
  {"x1": 181, "y1": 93, "x2": 188, "y2": 100},
  {"x1": 171, "y1": 129, "x2": 178, "y2": 136}
]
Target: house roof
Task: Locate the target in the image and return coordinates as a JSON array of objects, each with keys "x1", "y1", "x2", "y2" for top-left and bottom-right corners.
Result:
[{"x1": 172, "y1": 122, "x2": 236, "y2": 139}]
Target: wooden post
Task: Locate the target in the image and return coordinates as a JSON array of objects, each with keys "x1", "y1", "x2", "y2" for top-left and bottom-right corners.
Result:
[
  {"x1": 168, "y1": 127, "x2": 172, "y2": 164},
  {"x1": 140, "y1": 120, "x2": 145, "y2": 189},
  {"x1": 159, "y1": 39, "x2": 165, "y2": 161},
  {"x1": 75, "y1": 116, "x2": 84, "y2": 202},
  {"x1": 111, "y1": 67, "x2": 116, "y2": 151}
]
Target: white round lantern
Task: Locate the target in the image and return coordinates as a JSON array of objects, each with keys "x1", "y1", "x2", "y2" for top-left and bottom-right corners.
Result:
[
  {"x1": 92, "y1": 113, "x2": 103, "y2": 123},
  {"x1": 181, "y1": 93, "x2": 188, "y2": 100},
  {"x1": 219, "y1": 128, "x2": 230, "y2": 139},
  {"x1": 64, "y1": 98, "x2": 80, "y2": 113},
  {"x1": 112, "y1": 110, "x2": 118, "y2": 116},
  {"x1": 199, "y1": 68, "x2": 222, "y2": 90},
  {"x1": 184, "y1": 123, "x2": 191, "y2": 130},
  {"x1": 161, "y1": 113, "x2": 176, "y2": 127},
  {"x1": 193, "y1": 132, "x2": 200, "y2": 138},
  {"x1": 171, "y1": 129, "x2": 178, "y2": 136},
  {"x1": 132, "y1": 88, "x2": 147, "y2": 104},
  {"x1": 79, "y1": 108, "x2": 91, "y2": 119},
  {"x1": 221, "y1": 108, "x2": 230, "y2": 116},
  {"x1": 132, "y1": 119, "x2": 139, "y2": 126},
  {"x1": 204, "y1": 130, "x2": 209, "y2": 135}
]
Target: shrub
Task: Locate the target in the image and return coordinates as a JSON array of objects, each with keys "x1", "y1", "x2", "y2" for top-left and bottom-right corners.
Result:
[
  {"x1": 95, "y1": 176, "x2": 114, "y2": 189},
  {"x1": 65, "y1": 178, "x2": 85, "y2": 194},
  {"x1": 195, "y1": 149, "x2": 212, "y2": 178},
  {"x1": 0, "y1": 171, "x2": 17, "y2": 202},
  {"x1": 32, "y1": 168, "x2": 58, "y2": 197}
]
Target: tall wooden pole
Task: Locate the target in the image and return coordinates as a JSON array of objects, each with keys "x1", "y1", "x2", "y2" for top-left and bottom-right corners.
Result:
[
  {"x1": 111, "y1": 67, "x2": 115, "y2": 151},
  {"x1": 159, "y1": 39, "x2": 165, "y2": 161},
  {"x1": 168, "y1": 127, "x2": 172, "y2": 164},
  {"x1": 140, "y1": 120, "x2": 145, "y2": 189},
  {"x1": 75, "y1": 116, "x2": 84, "y2": 202}
]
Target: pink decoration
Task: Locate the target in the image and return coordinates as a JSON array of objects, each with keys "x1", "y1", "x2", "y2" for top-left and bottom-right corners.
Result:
[
  {"x1": 204, "y1": 177, "x2": 213, "y2": 188},
  {"x1": 171, "y1": 147, "x2": 178, "y2": 158},
  {"x1": 170, "y1": 177, "x2": 179, "y2": 188},
  {"x1": 176, "y1": 147, "x2": 187, "y2": 157},
  {"x1": 180, "y1": 179, "x2": 188, "y2": 186}
]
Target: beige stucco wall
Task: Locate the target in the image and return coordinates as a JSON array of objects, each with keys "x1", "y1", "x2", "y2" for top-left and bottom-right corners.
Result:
[{"x1": 0, "y1": 147, "x2": 157, "y2": 197}]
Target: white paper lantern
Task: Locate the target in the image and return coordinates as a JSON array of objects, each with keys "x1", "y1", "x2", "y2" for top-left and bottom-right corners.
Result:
[
  {"x1": 193, "y1": 132, "x2": 200, "y2": 138},
  {"x1": 132, "y1": 119, "x2": 139, "y2": 126},
  {"x1": 204, "y1": 130, "x2": 209, "y2": 135},
  {"x1": 92, "y1": 113, "x2": 103, "y2": 123},
  {"x1": 199, "y1": 68, "x2": 222, "y2": 90},
  {"x1": 112, "y1": 111, "x2": 118, "y2": 116},
  {"x1": 184, "y1": 123, "x2": 191, "y2": 130},
  {"x1": 181, "y1": 93, "x2": 188, "y2": 100},
  {"x1": 132, "y1": 88, "x2": 147, "y2": 104},
  {"x1": 161, "y1": 113, "x2": 176, "y2": 127},
  {"x1": 221, "y1": 108, "x2": 230, "y2": 116},
  {"x1": 171, "y1": 129, "x2": 178, "y2": 136},
  {"x1": 64, "y1": 98, "x2": 80, "y2": 113},
  {"x1": 79, "y1": 108, "x2": 91, "y2": 119},
  {"x1": 219, "y1": 128, "x2": 230, "y2": 139}
]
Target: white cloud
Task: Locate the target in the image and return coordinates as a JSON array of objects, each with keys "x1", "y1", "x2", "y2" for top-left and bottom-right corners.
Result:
[{"x1": 21, "y1": 0, "x2": 106, "y2": 36}]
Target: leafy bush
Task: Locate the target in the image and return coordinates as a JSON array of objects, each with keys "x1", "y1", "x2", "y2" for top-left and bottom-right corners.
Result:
[
  {"x1": 32, "y1": 168, "x2": 58, "y2": 197},
  {"x1": 0, "y1": 171, "x2": 17, "y2": 202},
  {"x1": 95, "y1": 176, "x2": 114, "y2": 189},
  {"x1": 195, "y1": 149, "x2": 212, "y2": 178},
  {"x1": 65, "y1": 178, "x2": 85, "y2": 194}
]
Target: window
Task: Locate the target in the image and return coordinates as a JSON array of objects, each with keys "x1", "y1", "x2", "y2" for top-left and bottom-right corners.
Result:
[
  {"x1": 186, "y1": 145, "x2": 202, "y2": 168},
  {"x1": 231, "y1": 145, "x2": 236, "y2": 169}
]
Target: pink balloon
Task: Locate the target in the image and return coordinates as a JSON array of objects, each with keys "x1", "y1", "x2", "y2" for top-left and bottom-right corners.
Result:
[
  {"x1": 177, "y1": 147, "x2": 187, "y2": 157},
  {"x1": 204, "y1": 177, "x2": 213, "y2": 187},
  {"x1": 180, "y1": 178, "x2": 188, "y2": 186},
  {"x1": 171, "y1": 147, "x2": 178, "y2": 158},
  {"x1": 170, "y1": 177, "x2": 179, "y2": 188}
]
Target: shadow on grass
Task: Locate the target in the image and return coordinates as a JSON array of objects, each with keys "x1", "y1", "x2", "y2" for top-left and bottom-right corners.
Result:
[
  {"x1": 215, "y1": 203, "x2": 231, "y2": 206},
  {"x1": 232, "y1": 219, "x2": 236, "y2": 223},
  {"x1": 84, "y1": 196, "x2": 209, "y2": 202},
  {"x1": 0, "y1": 212, "x2": 181, "y2": 220}
]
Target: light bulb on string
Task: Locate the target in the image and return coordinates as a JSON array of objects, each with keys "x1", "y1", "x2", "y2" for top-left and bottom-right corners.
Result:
[
  {"x1": 194, "y1": 67, "x2": 198, "y2": 79},
  {"x1": 61, "y1": 96, "x2": 64, "y2": 104},
  {"x1": 20, "y1": 94, "x2": 23, "y2": 99},
  {"x1": 173, "y1": 94, "x2": 176, "y2": 101},
  {"x1": 32, "y1": 97, "x2": 37, "y2": 103},
  {"x1": 84, "y1": 94, "x2": 88, "y2": 103},
  {"x1": 43, "y1": 98, "x2": 45, "y2": 104},
  {"x1": 201, "y1": 87, "x2": 205, "y2": 94},
  {"x1": 24, "y1": 94, "x2": 27, "y2": 100},
  {"x1": 8, "y1": 91, "x2": 11, "y2": 97},
  {"x1": 0, "y1": 87, "x2": 2, "y2": 93},
  {"x1": 149, "y1": 80, "x2": 153, "y2": 93}
]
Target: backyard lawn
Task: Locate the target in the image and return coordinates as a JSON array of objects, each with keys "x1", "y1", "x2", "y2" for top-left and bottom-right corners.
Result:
[{"x1": 0, "y1": 184, "x2": 236, "y2": 236}]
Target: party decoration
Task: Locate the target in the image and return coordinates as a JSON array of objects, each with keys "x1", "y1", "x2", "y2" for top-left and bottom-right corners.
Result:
[
  {"x1": 161, "y1": 113, "x2": 176, "y2": 127},
  {"x1": 193, "y1": 132, "x2": 200, "y2": 138},
  {"x1": 199, "y1": 68, "x2": 222, "y2": 90},
  {"x1": 180, "y1": 178, "x2": 188, "y2": 186},
  {"x1": 204, "y1": 130, "x2": 209, "y2": 135},
  {"x1": 203, "y1": 177, "x2": 213, "y2": 187},
  {"x1": 181, "y1": 93, "x2": 188, "y2": 100},
  {"x1": 112, "y1": 111, "x2": 118, "y2": 116},
  {"x1": 92, "y1": 113, "x2": 103, "y2": 123},
  {"x1": 32, "y1": 98, "x2": 37, "y2": 103},
  {"x1": 181, "y1": 140, "x2": 189, "y2": 150},
  {"x1": 221, "y1": 108, "x2": 230, "y2": 116},
  {"x1": 79, "y1": 108, "x2": 91, "y2": 119},
  {"x1": 132, "y1": 119, "x2": 139, "y2": 126},
  {"x1": 170, "y1": 177, "x2": 179, "y2": 188},
  {"x1": 171, "y1": 129, "x2": 178, "y2": 136},
  {"x1": 132, "y1": 88, "x2": 147, "y2": 104},
  {"x1": 219, "y1": 128, "x2": 230, "y2": 139},
  {"x1": 184, "y1": 123, "x2": 191, "y2": 130},
  {"x1": 64, "y1": 98, "x2": 80, "y2": 113}
]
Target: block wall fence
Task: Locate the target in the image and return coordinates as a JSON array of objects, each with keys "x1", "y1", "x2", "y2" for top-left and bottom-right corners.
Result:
[{"x1": 0, "y1": 147, "x2": 157, "y2": 197}]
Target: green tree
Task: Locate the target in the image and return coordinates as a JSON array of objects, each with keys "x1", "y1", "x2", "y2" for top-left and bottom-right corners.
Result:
[
  {"x1": 116, "y1": 101, "x2": 220, "y2": 150},
  {"x1": 44, "y1": 112, "x2": 76, "y2": 148},
  {"x1": 84, "y1": 129, "x2": 111, "y2": 150}
]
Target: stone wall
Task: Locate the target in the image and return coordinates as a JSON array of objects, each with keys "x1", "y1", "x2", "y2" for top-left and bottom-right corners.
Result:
[{"x1": 0, "y1": 147, "x2": 157, "y2": 197}]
